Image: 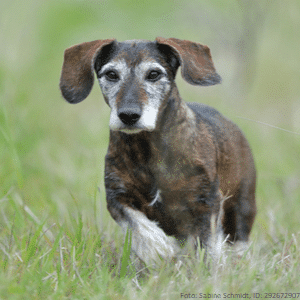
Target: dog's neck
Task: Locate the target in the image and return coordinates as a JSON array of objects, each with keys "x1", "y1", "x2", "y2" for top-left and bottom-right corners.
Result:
[
  {"x1": 155, "y1": 84, "x2": 196, "y2": 143},
  {"x1": 108, "y1": 83, "x2": 197, "y2": 164}
]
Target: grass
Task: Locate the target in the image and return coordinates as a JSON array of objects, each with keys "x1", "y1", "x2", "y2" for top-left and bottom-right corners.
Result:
[
  {"x1": 0, "y1": 191, "x2": 299, "y2": 299},
  {"x1": 1, "y1": 0, "x2": 300, "y2": 298}
]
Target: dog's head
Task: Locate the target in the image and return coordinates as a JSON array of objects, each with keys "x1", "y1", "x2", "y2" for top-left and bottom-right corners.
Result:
[{"x1": 60, "y1": 38, "x2": 221, "y2": 134}]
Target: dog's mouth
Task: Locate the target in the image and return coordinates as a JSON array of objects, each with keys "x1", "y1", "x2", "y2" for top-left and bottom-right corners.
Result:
[
  {"x1": 110, "y1": 122, "x2": 155, "y2": 134},
  {"x1": 119, "y1": 127, "x2": 144, "y2": 134}
]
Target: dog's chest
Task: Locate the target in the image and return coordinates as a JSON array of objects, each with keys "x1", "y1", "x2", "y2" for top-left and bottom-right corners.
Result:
[
  {"x1": 106, "y1": 132, "x2": 213, "y2": 237},
  {"x1": 108, "y1": 131, "x2": 198, "y2": 194}
]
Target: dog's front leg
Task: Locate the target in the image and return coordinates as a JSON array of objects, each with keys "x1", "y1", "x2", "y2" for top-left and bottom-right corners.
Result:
[{"x1": 104, "y1": 171, "x2": 179, "y2": 267}]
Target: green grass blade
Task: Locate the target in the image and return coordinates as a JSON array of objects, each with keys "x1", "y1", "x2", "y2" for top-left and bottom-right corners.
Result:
[
  {"x1": 23, "y1": 221, "x2": 46, "y2": 265},
  {"x1": 119, "y1": 227, "x2": 132, "y2": 279}
]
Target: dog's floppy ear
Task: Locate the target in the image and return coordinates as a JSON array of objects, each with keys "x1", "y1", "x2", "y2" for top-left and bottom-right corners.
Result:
[
  {"x1": 60, "y1": 39, "x2": 116, "y2": 104},
  {"x1": 156, "y1": 37, "x2": 221, "y2": 86}
]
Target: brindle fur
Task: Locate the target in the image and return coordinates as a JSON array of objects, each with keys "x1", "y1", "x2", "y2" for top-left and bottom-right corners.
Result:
[{"x1": 60, "y1": 38, "x2": 256, "y2": 262}]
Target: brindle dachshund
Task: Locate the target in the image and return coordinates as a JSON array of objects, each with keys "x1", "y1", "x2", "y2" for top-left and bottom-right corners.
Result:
[{"x1": 60, "y1": 38, "x2": 256, "y2": 265}]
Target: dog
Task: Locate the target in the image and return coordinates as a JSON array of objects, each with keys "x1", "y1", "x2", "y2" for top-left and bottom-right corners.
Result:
[{"x1": 60, "y1": 37, "x2": 256, "y2": 265}]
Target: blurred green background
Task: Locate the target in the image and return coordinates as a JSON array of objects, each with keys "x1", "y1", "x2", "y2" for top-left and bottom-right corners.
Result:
[{"x1": 1, "y1": 0, "x2": 300, "y2": 255}]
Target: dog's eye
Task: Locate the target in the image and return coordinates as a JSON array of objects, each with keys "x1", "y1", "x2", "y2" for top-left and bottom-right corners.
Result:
[
  {"x1": 105, "y1": 71, "x2": 119, "y2": 81},
  {"x1": 146, "y1": 70, "x2": 161, "y2": 81}
]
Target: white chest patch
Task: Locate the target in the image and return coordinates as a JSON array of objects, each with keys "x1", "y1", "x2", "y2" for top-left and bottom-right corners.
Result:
[{"x1": 149, "y1": 190, "x2": 161, "y2": 206}]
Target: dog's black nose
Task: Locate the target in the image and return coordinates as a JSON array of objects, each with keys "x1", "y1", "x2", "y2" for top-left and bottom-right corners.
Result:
[{"x1": 118, "y1": 107, "x2": 141, "y2": 126}]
